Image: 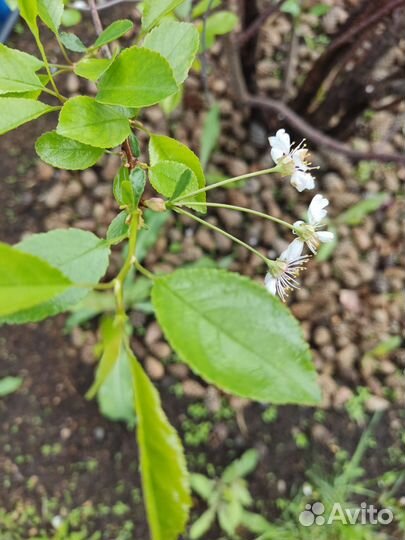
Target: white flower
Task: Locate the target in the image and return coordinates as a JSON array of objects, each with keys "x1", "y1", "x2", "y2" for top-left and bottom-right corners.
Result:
[
  {"x1": 293, "y1": 194, "x2": 335, "y2": 254},
  {"x1": 265, "y1": 239, "x2": 310, "y2": 302},
  {"x1": 268, "y1": 129, "x2": 315, "y2": 192}
]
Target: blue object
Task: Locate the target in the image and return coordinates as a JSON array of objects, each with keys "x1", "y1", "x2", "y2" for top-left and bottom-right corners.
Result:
[{"x1": 0, "y1": 0, "x2": 18, "y2": 43}]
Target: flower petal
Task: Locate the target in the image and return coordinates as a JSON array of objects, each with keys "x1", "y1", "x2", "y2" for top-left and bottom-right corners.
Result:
[
  {"x1": 308, "y1": 194, "x2": 329, "y2": 225},
  {"x1": 291, "y1": 170, "x2": 315, "y2": 192},
  {"x1": 271, "y1": 147, "x2": 285, "y2": 163},
  {"x1": 317, "y1": 230, "x2": 335, "y2": 243},
  {"x1": 280, "y1": 238, "x2": 304, "y2": 262},
  {"x1": 264, "y1": 273, "x2": 277, "y2": 295},
  {"x1": 269, "y1": 129, "x2": 291, "y2": 155}
]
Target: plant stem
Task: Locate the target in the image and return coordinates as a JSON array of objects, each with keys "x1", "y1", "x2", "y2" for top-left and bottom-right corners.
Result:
[
  {"x1": 176, "y1": 202, "x2": 295, "y2": 231},
  {"x1": 114, "y1": 210, "x2": 140, "y2": 315},
  {"x1": 172, "y1": 165, "x2": 281, "y2": 203},
  {"x1": 34, "y1": 35, "x2": 65, "y2": 103},
  {"x1": 134, "y1": 260, "x2": 155, "y2": 280},
  {"x1": 175, "y1": 207, "x2": 269, "y2": 264},
  {"x1": 56, "y1": 34, "x2": 73, "y2": 65},
  {"x1": 88, "y1": 0, "x2": 112, "y2": 59}
]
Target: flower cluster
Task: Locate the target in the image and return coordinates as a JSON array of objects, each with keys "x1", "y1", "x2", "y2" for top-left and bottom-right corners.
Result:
[{"x1": 265, "y1": 130, "x2": 334, "y2": 301}]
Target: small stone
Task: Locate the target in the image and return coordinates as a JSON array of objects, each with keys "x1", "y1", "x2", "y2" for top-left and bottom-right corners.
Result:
[
  {"x1": 66, "y1": 73, "x2": 80, "y2": 93},
  {"x1": 227, "y1": 158, "x2": 248, "y2": 177},
  {"x1": 94, "y1": 427, "x2": 105, "y2": 441},
  {"x1": 103, "y1": 155, "x2": 120, "y2": 181},
  {"x1": 64, "y1": 180, "x2": 82, "y2": 200},
  {"x1": 81, "y1": 169, "x2": 98, "y2": 188},
  {"x1": 37, "y1": 161, "x2": 54, "y2": 182},
  {"x1": 145, "y1": 356, "x2": 165, "y2": 380},
  {"x1": 366, "y1": 395, "x2": 389, "y2": 412},
  {"x1": 196, "y1": 228, "x2": 215, "y2": 251},
  {"x1": 145, "y1": 322, "x2": 162, "y2": 346},
  {"x1": 313, "y1": 326, "x2": 331, "y2": 346},
  {"x1": 168, "y1": 363, "x2": 189, "y2": 379},
  {"x1": 43, "y1": 184, "x2": 65, "y2": 208},
  {"x1": 182, "y1": 379, "x2": 206, "y2": 398},
  {"x1": 218, "y1": 207, "x2": 243, "y2": 228},
  {"x1": 291, "y1": 302, "x2": 313, "y2": 319},
  {"x1": 337, "y1": 344, "x2": 358, "y2": 373},
  {"x1": 312, "y1": 424, "x2": 334, "y2": 446},
  {"x1": 149, "y1": 341, "x2": 171, "y2": 360},
  {"x1": 334, "y1": 386, "x2": 354, "y2": 408},
  {"x1": 60, "y1": 427, "x2": 72, "y2": 440}
]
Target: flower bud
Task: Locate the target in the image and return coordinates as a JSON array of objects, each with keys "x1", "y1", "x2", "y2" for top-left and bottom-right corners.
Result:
[{"x1": 144, "y1": 197, "x2": 166, "y2": 212}]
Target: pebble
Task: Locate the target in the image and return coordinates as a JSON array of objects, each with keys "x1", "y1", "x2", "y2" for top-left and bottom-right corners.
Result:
[
  {"x1": 37, "y1": 161, "x2": 54, "y2": 182},
  {"x1": 145, "y1": 322, "x2": 162, "y2": 346},
  {"x1": 337, "y1": 344, "x2": 358, "y2": 374},
  {"x1": 148, "y1": 341, "x2": 171, "y2": 360},
  {"x1": 313, "y1": 326, "x2": 331, "y2": 346},
  {"x1": 43, "y1": 184, "x2": 65, "y2": 208},
  {"x1": 66, "y1": 73, "x2": 80, "y2": 93},
  {"x1": 81, "y1": 169, "x2": 98, "y2": 188},
  {"x1": 182, "y1": 379, "x2": 206, "y2": 398},
  {"x1": 145, "y1": 356, "x2": 165, "y2": 380},
  {"x1": 168, "y1": 363, "x2": 189, "y2": 380},
  {"x1": 366, "y1": 395, "x2": 389, "y2": 412}
]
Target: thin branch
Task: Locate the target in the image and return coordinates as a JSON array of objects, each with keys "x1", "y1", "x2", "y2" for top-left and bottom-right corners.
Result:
[
  {"x1": 246, "y1": 95, "x2": 405, "y2": 165},
  {"x1": 225, "y1": 36, "x2": 405, "y2": 166},
  {"x1": 237, "y1": 0, "x2": 284, "y2": 47},
  {"x1": 200, "y1": 0, "x2": 215, "y2": 103},
  {"x1": 72, "y1": 0, "x2": 139, "y2": 11},
  {"x1": 87, "y1": 0, "x2": 112, "y2": 58}
]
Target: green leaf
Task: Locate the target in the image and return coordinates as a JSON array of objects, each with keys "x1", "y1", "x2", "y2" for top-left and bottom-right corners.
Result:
[
  {"x1": 136, "y1": 210, "x2": 170, "y2": 263},
  {"x1": 0, "y1": 376, "x2": 23, "y2": 397},
  {"x1": 218, "y1": 499, "x2": 242, "y2": 537},
  {"x1": 57, "y1": 96, "x2": 131, "y2": 149},
  {"x1": 130, "y1": 167, "x2": 147, "y2": 208},
  {"x1": 170, "y1": 169, "x2": 193, "y2": 201},
  {"x1": 129, "y1": 350, "x2": 191, "y2": 540},
  {"x1": 74, "y1": 58, "x2": 114, "y2": 82},
  {"x1": 61, "y1": 8, "x2": 81, "y2": 27},
  {"x1": 96, "y1": 46, "x2": 178, "y2": 108},
  {"x1": 59, "y1": 31, "x2": 87, "y2": 52},
  {"x1": 107, "y1": 211, "x2": 129, "y2": 243},
  {"x1": 129, "y1": 133, "x2": 141, "y2": 157},
  {"x1": 239, "y1": 511, "x2": 273, "y2": 535},
  {"x1": 143, "y1": 20, "x2": 199, "y2": 84},
  {"x1": 18, "y1": 0, "x2": 39, "y2": 35},
  {"x1": 281, "y1": 0, "x2": 301, "y2": 17},
  {"x1": 113, "y1": 166, "x2": 130, "y2": 205},
  {"x1": 0, "y1": 44, "x2": 43, "y2": 95},
  {"x1": 98, "y1": 347, "x2": 136, "y2": 427},
  {"x1": 149, "y1": 134, "x2": 206, "y2": 208},
  {"x1": 149, "y1": 161, "x2": 199, "y2": 206},
  {"x1": 142, "y1": 0, "x2": 186, "y2": 31},
  {"x1": 160, "y1": 86, "x2": 183, "y2": 116},
  {"x1": 189, "y1": 508, "x2": 216, "y2": 540},
  {"x1": 200, "y1": 102, "x2": 220, "y2": 169},
  {"x1": 38, "y1": 0, "x2": 64, "y2": 33},
  {"x1": 87, "y1": 317, "x2": 124, "y2": 399},
  {"x1": 35, "y1": 131, "x2": 104, "y2": 170},
  {"x1": 93, "y1": 19, "x2": 134, "y2": 49},
  {"x1": 337, "y1": 193, "x2": 389, "y2": 226},
  {"x1": 203, "y1": 11, "x2": 238, "y2": 49},
  {"x1": 192, "y1": 0, "x2": 221, "y2": 18},
  {"x1": 222, "y1": 449, "x2": 259, "y2": 482},
  {"x1": 1, "y1": 229, "x2": 110, "y2": 324},
  {"x1": 190, "y1": 473, "x2": 215, "y2": 501},
  {"x1": 0, "y1": 242, "x2": 72, "y2": 318},
  {"x1": 0, "y1": 98, "x2": 55, "y2": 135},
  {"x1": 152, "y1": 269, "x2": 320, "y2": 405}
]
